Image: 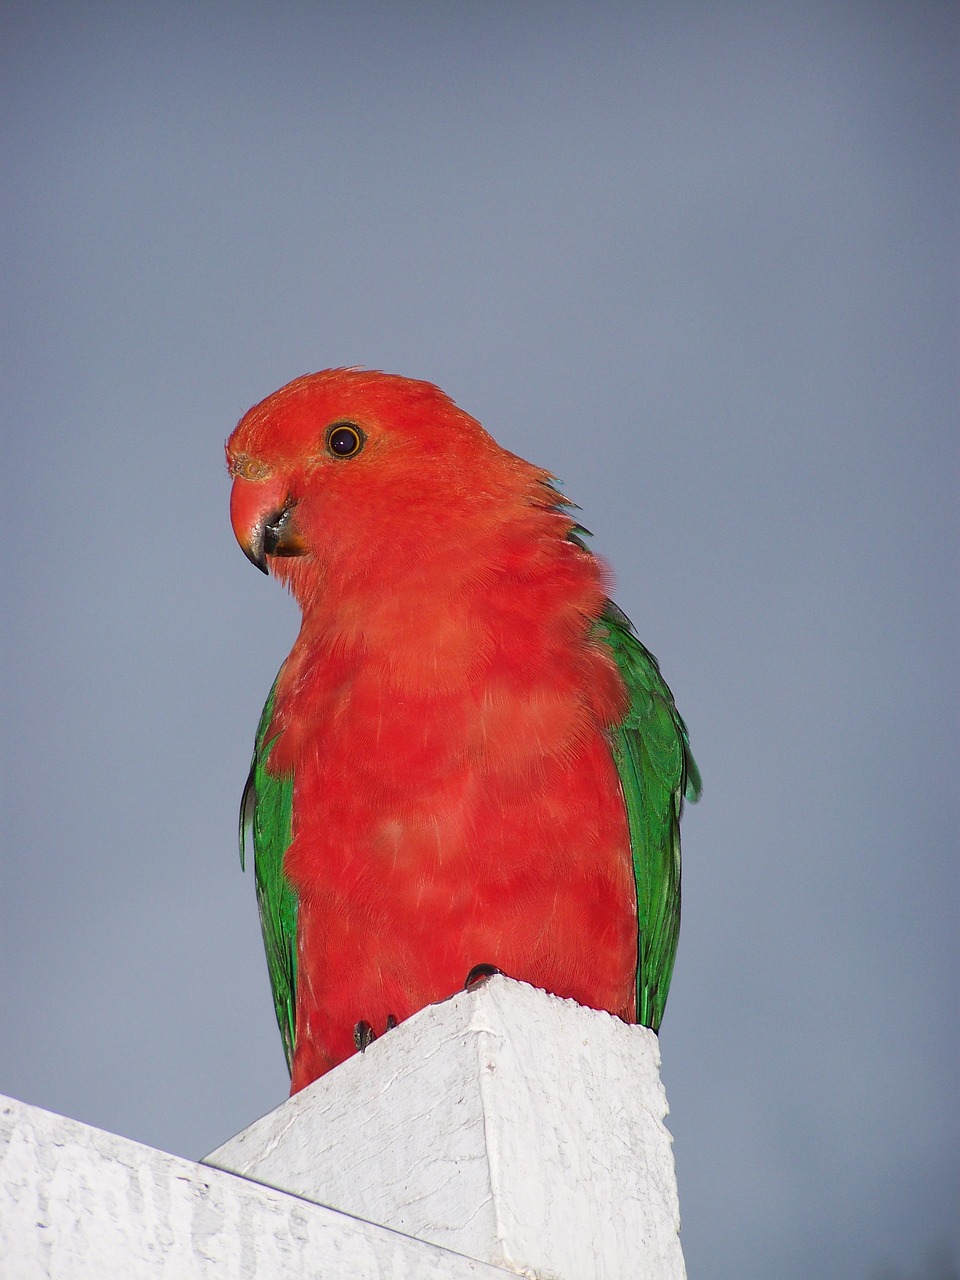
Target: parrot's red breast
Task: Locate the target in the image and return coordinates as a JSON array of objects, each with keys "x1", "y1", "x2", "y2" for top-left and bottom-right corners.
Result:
[{"x1": 228, "y1": 370, "x2": 640, "y2": 1092}]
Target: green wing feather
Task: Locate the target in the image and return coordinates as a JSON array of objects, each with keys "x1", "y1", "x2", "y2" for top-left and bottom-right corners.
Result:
[
  {"x1": 239, "y1": 676, "x2": 298, "y2": 1074},
  {"x1": 598, "y1": 601, "x2": 701, "y2": 1032}
]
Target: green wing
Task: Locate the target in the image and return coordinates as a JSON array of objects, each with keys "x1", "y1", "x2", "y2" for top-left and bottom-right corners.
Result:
[
  {"x1": 598, "y1": 601, "x2": 701, "y2": 1032},
  {"x1": 239, "y1": 676, "x2": 298, "y2": 1074}
]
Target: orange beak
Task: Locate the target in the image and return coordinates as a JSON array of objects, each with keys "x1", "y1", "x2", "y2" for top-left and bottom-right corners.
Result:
[{"x1": 230, "y1": 476, "x2": 305, "y2": 574}]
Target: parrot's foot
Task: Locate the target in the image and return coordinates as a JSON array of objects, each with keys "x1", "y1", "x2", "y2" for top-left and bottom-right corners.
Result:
[
  {"x1": 464, "y1": 963, "x2": 502, "y2": 990},
  {"x1": 354, "y1": 1020, "x2": 376, "y2": 1052},
  {"x1": 354, "y1": 1015, "x2": 399, "y2": 1053}
]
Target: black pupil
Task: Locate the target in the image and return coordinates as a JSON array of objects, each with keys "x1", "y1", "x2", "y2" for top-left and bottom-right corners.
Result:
[{"x1": 329, "y1": 426, "x2": 360, "y2": 456}]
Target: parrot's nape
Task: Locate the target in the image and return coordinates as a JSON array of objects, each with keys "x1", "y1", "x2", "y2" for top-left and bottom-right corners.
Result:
[{"x1": 227, "y1": 369, "x2": 700, "y2": 1094}]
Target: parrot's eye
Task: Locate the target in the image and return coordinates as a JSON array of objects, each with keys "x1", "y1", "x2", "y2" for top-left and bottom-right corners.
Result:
[{"x1": 326, "y1": 422, "x2": 365, "y2": 458}]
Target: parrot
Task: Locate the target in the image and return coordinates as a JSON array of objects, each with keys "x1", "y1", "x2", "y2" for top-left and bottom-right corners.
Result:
[{"x1": 227, "y1": 368, "x2": 700, "y2": 1094}]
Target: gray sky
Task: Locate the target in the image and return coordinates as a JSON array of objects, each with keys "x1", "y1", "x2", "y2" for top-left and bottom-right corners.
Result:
[{"x1": 3, "y1": 4, "x2": 958, "y2": 1278}]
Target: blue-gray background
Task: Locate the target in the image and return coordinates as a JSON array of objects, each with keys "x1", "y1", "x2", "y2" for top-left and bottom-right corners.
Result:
[{"x1": 4, "y1": 4, "x2": 958, "y2": 1277}]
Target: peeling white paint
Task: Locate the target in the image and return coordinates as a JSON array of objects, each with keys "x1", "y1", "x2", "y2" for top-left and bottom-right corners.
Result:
[
  {"x1": 0, "y1": 1096, "x2": 511, "y2": 1279},
  {"x1": 206, "y1": 977, "x2": 687, "y2": 1280}
]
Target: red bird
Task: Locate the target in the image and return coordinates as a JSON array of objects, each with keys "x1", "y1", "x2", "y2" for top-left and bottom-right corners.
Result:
[{"x1": 227, "y1": 369, "x2": 699, "y2": 1093}]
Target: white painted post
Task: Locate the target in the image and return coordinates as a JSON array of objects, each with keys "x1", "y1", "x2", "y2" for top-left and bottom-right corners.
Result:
[
  {"x1": 0, "y1": 1094, "x2": 509, "y2": 1279},
  {"x1": 206, "y1": 976, "x2": 686, "y2": 1280},
  {"x1": 1, "y1": 977, "x2": 685, "y2": 1278}
]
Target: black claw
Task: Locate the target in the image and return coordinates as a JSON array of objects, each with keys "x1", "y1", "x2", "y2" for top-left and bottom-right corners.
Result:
[
  {"x1": 354, "y1": 1020, "x2": 376, "y2": 1052},
  {"x1": 385, "y1": 1014, "x2": 398, "y2": 1031},
  {"x1": 464, "y1": 963, "x2": 502, "y2": 990}
]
